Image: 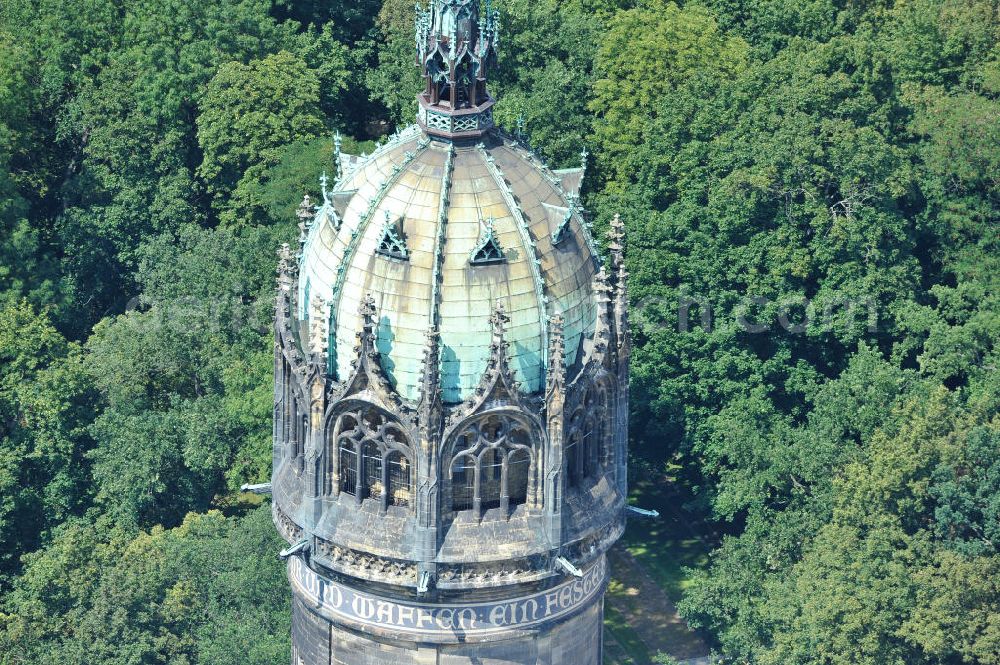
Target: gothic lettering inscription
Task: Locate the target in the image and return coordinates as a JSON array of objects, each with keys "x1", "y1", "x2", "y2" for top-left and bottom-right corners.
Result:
[{"x1": 288, "y1": 556, "x2": 606, "y2": 638}]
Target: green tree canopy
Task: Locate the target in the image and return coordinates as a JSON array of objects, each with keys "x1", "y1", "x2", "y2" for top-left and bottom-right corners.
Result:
[
  {"x1": 197, "y1": 51, "x2": 328, "y2": 226},
  {"x1": 0, "y1": 507, "x2": 289, "y2": 665}
]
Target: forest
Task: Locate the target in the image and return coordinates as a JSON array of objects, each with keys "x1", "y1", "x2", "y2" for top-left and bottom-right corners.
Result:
[{"x1": 0, "y1": 0, "x2": 997, "y2": 663}]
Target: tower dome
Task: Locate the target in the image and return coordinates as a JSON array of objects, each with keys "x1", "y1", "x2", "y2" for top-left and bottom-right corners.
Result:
[
  {"x1": 271, "y1": 2, "x2": 630, "y2": 664},
  {"x1": 297, "y1": 126, "x2": 599, "y2": 402}
]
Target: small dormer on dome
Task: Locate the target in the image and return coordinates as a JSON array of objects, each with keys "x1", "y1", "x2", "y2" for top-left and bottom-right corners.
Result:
[
  {"x1": 469, "y1": 216, "x2": 505, "y2": 265},
  {"x1": 376, "y1": 211, "x2": 410, "y2": 260}
]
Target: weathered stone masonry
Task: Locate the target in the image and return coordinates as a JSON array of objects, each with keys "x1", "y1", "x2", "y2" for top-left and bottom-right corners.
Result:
[{"x1": 271, "y1": 2, "x2": 630, "y2": 663}]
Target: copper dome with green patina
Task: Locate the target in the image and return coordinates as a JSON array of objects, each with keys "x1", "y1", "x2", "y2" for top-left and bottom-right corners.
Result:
[{"x1": 296, "y1": 126, "x2": 600, "y2": 403}]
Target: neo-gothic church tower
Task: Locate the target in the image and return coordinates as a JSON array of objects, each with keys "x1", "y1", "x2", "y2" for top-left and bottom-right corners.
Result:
[{"x1": 271, "y1": 1, "x2": 630, "y2": 662}]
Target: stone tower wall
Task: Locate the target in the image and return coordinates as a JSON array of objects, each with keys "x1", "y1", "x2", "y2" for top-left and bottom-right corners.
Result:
[
  {"x1": 289, "y1": 556, "x2": 607, "y2": 665},
  {"x1": 272, "y1": 4, "x2": 632, "y2": 654}
]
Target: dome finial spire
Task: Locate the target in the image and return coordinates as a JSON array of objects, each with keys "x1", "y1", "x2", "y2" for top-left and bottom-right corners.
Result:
[
  {"x1": 415, "y1": 0, "x2": 499, "y2": 139},
  {"x1": 333, "y1": 131, "x2": 343, "y2": 178},
  {"x1": 490, "y1": 299, "x2": 509, "y2": 345},
  {"x1": 546, "y1": 310, "x2": 566, "y2": 397}
]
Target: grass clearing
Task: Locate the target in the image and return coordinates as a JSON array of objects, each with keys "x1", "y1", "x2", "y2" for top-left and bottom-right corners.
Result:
[
  {"x1": 601, "y1": 459, "x2": 719, "y2": 663},
  {"x1": 621, "y1": 472, "x2": 715, "y2": 599},
  {"x1": 604, "y1": 601, "x2": 651, "y2": 664}
]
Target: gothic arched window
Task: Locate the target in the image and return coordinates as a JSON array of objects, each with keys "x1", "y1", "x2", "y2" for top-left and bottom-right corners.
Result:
[
  {"x1": 451, "y1": 454, "x2": 476, "y2": 511},
  {"x1": 587, "y1": 376, "x2": 615, "y2": 471},
  {"x1": 481, "y1": 447, "x2": 503, "y2": 509},
  {"x1": 289, "y1": 397, "x2": 308, "y2": 475},
  {"x1": 362, "y1": 440, "x2": 382, "y2": 500},
  {"x1": 328, "y1": 405, "x2": 413, "y2": 513},
  {"x1": 566, "y1": 408, "x2": 585, "y2": 488},
  {"x1": 566, "y1": 382, "x2": 609, "y2": 490},
  {"x1": 386, "y1": 452, "x2": 412, "y2": 507},
  {"x1": 508, "y1": 448, "x2": 531, "y2": 508},
  {"x1": 594, "y1": 382, "x2": 614, "y2": 468},
  {"x1": 339, "y1": 440, "x2": 358, "y2": 496},
  {"x1": 448, "y1": 414, "x2": 536, "y2": 519},
  {"x1": 582, "y1": 396, "x2": 599, "y2": 478}
]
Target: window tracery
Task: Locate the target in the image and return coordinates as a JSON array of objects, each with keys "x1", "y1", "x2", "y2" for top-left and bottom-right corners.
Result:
[
  {"x1": 565, "y1": 382, "x2": 609, "y2": 490},
  {"x1": 277, "y1": 355, "x2": 309, "y2": 475},
  {"x1": 448, "y1": 414, "x2": 535, "y2": 518},
  {"x1": 376, "y1": 213, "x2": 409, "y2": 260},
  {"x1": 328, "y1": 405, "x2": 413, "y2": 512},
  {"x1": 470, "y1": 217, "x2": 505, "y2": 265}
]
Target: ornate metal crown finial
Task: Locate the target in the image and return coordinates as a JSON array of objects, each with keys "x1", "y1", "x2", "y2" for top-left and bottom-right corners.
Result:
[{"x1": 415, "y1": 0, "x2": 500, "y2": 139}]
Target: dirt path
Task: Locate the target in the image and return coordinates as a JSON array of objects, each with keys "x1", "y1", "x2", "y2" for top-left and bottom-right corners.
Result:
[{"x1": 605, "y1": 544, "x2": 710, "y2": 663}]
